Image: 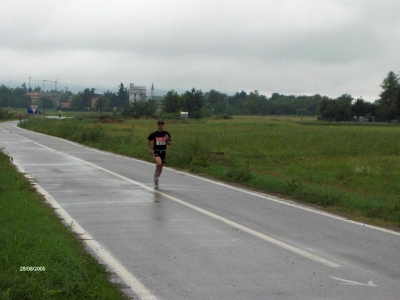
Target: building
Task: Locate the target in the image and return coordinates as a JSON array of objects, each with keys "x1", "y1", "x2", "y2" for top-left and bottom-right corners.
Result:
[
  {"x1": 129, "y1": 83, "x2": 155, "y2": 102},
  {"x1": 151, "y1": 83, "x2": 154, "y2": 99},
  {"x1": 28, "y1": 92, "x2": 59, "y2": 106},
  {"x1": 129, "y1": 83, "x2": 147, "y2": 102},
  {"x1": 28, "y1": 92, "x2": 41, "y2": 103}
]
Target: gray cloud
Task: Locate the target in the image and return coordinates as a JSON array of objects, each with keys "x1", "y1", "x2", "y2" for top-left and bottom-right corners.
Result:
[{"x1": 1, "y1": 0, "x2": 399, "y2": 101}]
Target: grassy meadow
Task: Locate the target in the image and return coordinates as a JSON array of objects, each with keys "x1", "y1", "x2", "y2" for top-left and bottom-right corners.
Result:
[{"x1": 19, "y1": 115, "x2": 400, "y2": 228}]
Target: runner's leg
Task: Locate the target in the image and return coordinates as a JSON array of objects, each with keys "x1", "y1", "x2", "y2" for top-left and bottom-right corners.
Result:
[
  {"x1": 154, "y1": 156, "x2": 163, "y2": 187},
  {"x1": 155, "y1": 156, "x2": 163, "y2": 176}
]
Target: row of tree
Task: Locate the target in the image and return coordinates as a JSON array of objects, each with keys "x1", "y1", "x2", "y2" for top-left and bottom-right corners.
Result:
[
  {"x1": 0, "y1": 83, "x2": 71, "y2": 111},
  {"x1": 317, "y1": 71, "x2": 400, "y2": 122},
  {"x1": 1, "y1": 71, "x2": 399, "y2": 121},
  {"x1": 69, "y1": 83, "x2": 130, "y2": 111},
  {"x1": 125, "y1": 71, "x2": 400, "y2": 122},
  {"x1": 0, "y1": 85, "x2": 30, "y2": 108},
  {"x1": 160, "y1": 88, "x2": 322, "y2": 118}
]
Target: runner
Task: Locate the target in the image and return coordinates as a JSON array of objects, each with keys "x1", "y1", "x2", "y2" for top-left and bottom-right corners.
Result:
[{"x1": 147, "y1": 120, "x2": 171, "y2": 188}]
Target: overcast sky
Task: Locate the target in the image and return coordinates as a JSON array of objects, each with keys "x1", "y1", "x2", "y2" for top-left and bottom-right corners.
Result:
[{"x1": 1, "y1": 0, "x2": 399, "y2": 101}]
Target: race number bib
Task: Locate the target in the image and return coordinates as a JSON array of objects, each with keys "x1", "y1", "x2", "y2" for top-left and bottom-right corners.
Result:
[{"x1": 156, "y1": 137, "x2": 167, "y2": 145}]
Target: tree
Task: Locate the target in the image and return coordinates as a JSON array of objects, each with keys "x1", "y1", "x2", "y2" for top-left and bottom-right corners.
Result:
[
  {"x1": 163, "y1": 90, "x2": 181, "y2": 113},
  {"x1": 58, "y1": 92, "x2": 70, "y2": 104},
  {"x1": 351, "y1": 98, "x2": 365, "y2": 118},
  {"x1": 21, "y1": 83, "x2": 28, "y2": 93},
  {"x1": 379, "y1": 71, "x2": 400, "y2": 122},
  {"x1": 95, "y1": 97, "x2": 110, "y2": 112},
  {"x1": 318, "y1": 97, "x2": 336, "y2": 119},
  {"x1": 117, "y1": 83, "x2": 129, "y2": 107},
  {"x1": 244, "y1": 90, "x2": 268, "y2": 115},
  {"x1": 182, "y1": 88, "x2": 204, "y2": 119},
  {"x1": 317, "y1": 94, "x2": 352, "y2": 121},
  {"x1": 204, "y1": 89, "x2": 228, "y2": 115},
  {"x1": 104, "y1": 90, "x2": 118, "y2": 108},
  {"x1": 228, "y1": 91, "x2": 247, "y2": 109},
  {"x1": 0, "y1": 85, "x2": 30, "y2": 108},
  {"x1": 228, "y1": 91, "x2": 247, "y2": 114},
  {"x1": 335, "y1": 94, "x2": 353, "y2": 121},
  {"x1": 37, "y1": 96, "x2": 54, "y2": 111},
  {"x1": 70, "y1": 94, "x2": 83, "y2": 110},
  {"x1": 80, "y1": 88, "x2": 95, "y2": 109},
  {"x1": 122, "y1": 99, "x2": 157, "y2": 118},
  {"x1": 0, "y1": 85, "x2": 12, "y2": 107}
]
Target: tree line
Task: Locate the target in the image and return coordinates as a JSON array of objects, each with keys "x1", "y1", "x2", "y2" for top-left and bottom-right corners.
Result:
[
  {"x1": 1, "y1": 71, "x2": 399, "y2": 122},
  {"x1": 318, "y1": 71, "x2": 400, "y2": 122}
]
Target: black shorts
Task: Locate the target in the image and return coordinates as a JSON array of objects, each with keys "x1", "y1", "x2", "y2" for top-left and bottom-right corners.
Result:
[{"x1": 153, "y1": 150, "x2": 166, "y2": 163}]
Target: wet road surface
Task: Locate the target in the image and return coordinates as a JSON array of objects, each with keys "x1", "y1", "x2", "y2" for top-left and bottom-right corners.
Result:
[{"x1": 1, "y1": 121, "x2": 400, "y2": 299}]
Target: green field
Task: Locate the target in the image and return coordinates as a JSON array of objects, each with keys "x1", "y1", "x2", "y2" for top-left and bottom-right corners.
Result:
[{"x1": 19, "y1": 115, "x2": 400, "y2": 229}]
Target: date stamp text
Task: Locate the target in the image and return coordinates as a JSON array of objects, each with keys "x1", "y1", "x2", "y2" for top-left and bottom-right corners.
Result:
[{"x1": 20, "y1": 266, "x2": 46, "y2": 272}]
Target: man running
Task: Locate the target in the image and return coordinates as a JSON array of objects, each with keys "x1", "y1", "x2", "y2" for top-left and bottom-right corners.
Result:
[{"x1": 147, "y1": 120, "x2": 171, "y2": 188}]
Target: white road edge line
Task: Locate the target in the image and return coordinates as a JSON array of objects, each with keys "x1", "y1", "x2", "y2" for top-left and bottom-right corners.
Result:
[
  {"x1": 155, "y1": 189, "x2": 340, "y2": 268},
  {"x1": 12, "y1": 162, "x2": 158, "y2": 300},
  {"x1": 177, "y1": 171, "x2": 400, "y2": 237},
  {"x1": 26, "y1": 140, "x2": 340, "y2": 268}
]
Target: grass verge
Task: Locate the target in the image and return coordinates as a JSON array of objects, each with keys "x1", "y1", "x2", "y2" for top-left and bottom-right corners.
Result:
[{"x1": 0, "y1": 148, "x2": 127, "y2": 300}]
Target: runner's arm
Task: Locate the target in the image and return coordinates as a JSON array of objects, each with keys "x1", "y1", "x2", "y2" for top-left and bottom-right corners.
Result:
[{"x1": 147, "y1": 140, "x2": 153, "y2": 155}]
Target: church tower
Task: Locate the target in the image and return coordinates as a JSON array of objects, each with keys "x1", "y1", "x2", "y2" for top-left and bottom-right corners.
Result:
[{"x1": 151, "y1": 83, "x2": 154, "y2": 99}]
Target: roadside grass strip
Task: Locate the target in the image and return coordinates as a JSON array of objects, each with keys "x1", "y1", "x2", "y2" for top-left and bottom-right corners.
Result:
[{"x1": 0, "y1": 149, "x2": 127, "y2": 300}]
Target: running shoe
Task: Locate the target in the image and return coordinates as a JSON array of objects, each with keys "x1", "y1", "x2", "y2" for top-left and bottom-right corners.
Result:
[{"x1": 154, "y1": 173, "x2": 159, "y2": 188}]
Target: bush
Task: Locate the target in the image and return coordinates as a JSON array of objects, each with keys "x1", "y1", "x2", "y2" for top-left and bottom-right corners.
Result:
[
  {"x1": 88, "y1": 126, "x2": 105, "y2": 143},
  {"x1": 225, "y1": 161, "x2": 253, "y2": 182},
  {"x1": 0, "y1": 107, "x2": 12, "y2": 120},
  {"x1": 168, "y1": 137, "x2": 211, "y2": 168}
]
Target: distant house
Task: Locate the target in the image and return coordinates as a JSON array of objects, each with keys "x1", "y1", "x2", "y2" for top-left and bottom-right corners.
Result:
[
  {"x1": 28, "y1": 92, "x2": 55, "y2": 104},
  {"x1": 28, "y1": 92, "x2": 41, "y2": 103}
]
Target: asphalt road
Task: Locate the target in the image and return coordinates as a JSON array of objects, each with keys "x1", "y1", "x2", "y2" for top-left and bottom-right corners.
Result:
[{"x1": 1, "y1": 120, "x2": 400, "y2": 300}]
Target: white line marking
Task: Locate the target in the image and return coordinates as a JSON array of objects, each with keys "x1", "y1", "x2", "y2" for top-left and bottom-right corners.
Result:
[
  {"x1": 331, "y1": 276, "x2": 377, "y2": 287},
  {"x1": 177, "y1": 172, "x2": 400, "y2": 237},
  {"x1": 12, "y1": 161, "x2": 157, "y2": 300},
  {"x1": 18, "y1": 140, "x2": 340, "y2": 268},
  {"x1": 155, "y1": 189, "x2": 340, "y2": 268}
]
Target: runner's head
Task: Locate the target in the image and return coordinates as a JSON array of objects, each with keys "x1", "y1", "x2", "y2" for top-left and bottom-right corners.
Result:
[{"x1": 157, "y1": 120, "x2": 164, "y2": 131}]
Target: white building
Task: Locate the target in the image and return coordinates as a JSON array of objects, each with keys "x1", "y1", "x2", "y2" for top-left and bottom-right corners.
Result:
[
  {"x1": 150, "y1": 83, "x2": 154, "y2": 99},
  {"x1": 129, "y1": 83, "x2": 147, "y2": 102},
  {"x1": 129, "y1": 83, "x2": 156, "y2": 102}
]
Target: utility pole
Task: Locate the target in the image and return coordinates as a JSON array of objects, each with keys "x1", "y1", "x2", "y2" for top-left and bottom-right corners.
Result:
[
  {"x1": 43, "y1": 80, "x2": 47, "y2": 116},
  {"x1": 31, "y1": 78, "x2": 48, "y2": 115},
  {"x1": 28, "y1": 77, "x2": 31, "y2": 105},
  {"x1": 46, "y1": 80, "x2": 58, "y2": 108},
  {"x1": 226, "y1": 97, "x2": 229, "y2": 116}
]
